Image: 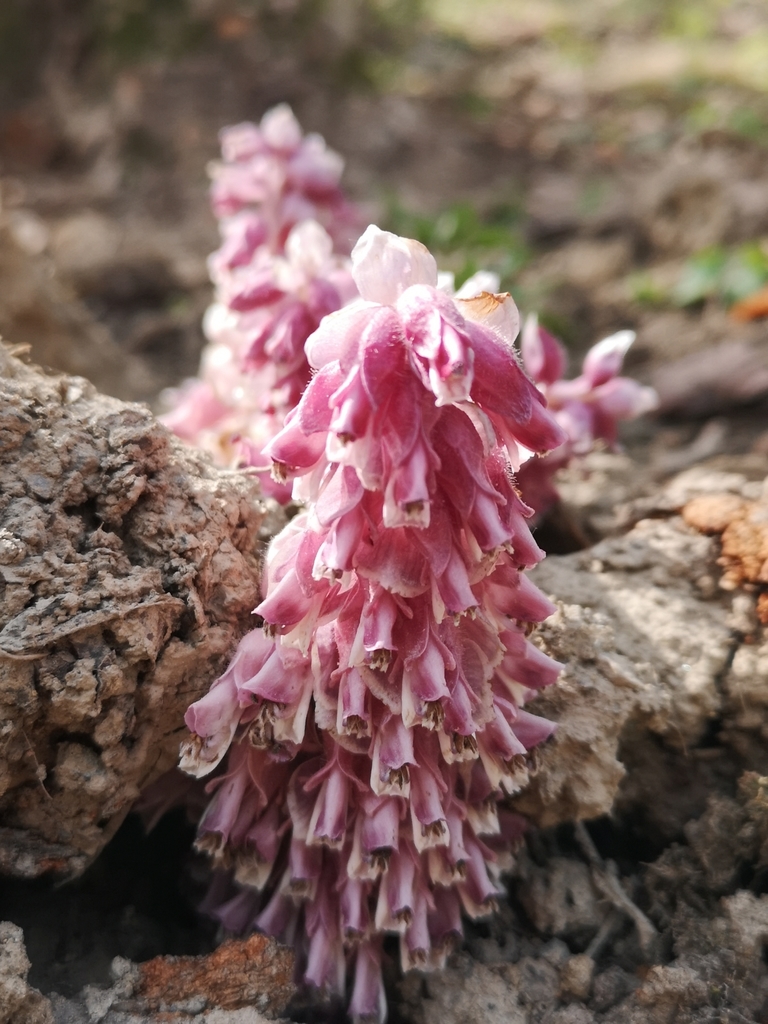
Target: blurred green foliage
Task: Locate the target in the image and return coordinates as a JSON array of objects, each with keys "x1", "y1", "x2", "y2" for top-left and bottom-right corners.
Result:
[
  {"x1": 83, "y1": 0, "x2": 431, "y2": 88},
  {"x1": 673, "y1": 242, "x2": 768, "y2": 307},
  {"x1": 0, "y1": 0, "x2": 44, "y2": 101},
  {"x1": 386, "y1": 200, "x2": 530, "y2": 288},
  {"x1": 87, "y1": 0, "x2": 207, "y2": 64}
]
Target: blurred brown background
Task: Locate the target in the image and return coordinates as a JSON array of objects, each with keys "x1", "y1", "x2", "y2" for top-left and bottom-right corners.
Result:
[{"x1": 2, "y1": 0, "x2": 768, "y2": 426}]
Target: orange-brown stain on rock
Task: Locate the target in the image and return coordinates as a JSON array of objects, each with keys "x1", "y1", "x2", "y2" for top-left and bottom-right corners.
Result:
[
  {"x1": 683, "y1": 494, "x2": 768, "y2": 624},
  {"x1": 136, "y1": 933, "x2": 295, "y2": 1016}
]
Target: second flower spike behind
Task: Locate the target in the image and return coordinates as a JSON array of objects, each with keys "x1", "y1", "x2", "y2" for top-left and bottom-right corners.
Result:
[
  {"x1": 517, "y1": 314, "x2": 659, "y2": 517},
  {"x1": 180, "y1": 227, "x2": 568, "y2": 1023}
]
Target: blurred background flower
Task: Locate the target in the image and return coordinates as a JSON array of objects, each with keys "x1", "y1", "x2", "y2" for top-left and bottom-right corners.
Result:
[{"x1": 2, "y1": 0, "x2": 768, "y2": 444}]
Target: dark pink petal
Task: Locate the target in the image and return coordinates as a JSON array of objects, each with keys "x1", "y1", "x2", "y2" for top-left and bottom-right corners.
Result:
[
  {"x1": 484, "y1": 566, "x2": 556, "y2": 623},
  {"x1": 255, "y1": 568, "x2": 317, "y2": 630},
  {"x1": 362, "y1": 589, "x2": 399, "y2": 662},
  {"x1": 437, "y1": 547, "x2": 477, "y2": 616},
  {"x1": 500, "y1": 640, "x2": 563, "y2": 690},
  {"x1": 427, "y1": 886, "x2": 462, "y2": 949},
  {"x1": 264, "y1": 304, "x2": 314, "y2": 367},
  {"x1": 337, "y1": 668, "x2": 371, "y2": 736},
  {"x1": 349, "y1": 940, "x2": 387, "y2": 1024},
  {"x1": 184, "y1": 671, "x2": 239, "y2": 740},
  {"x1": 376, "y1": 846, "x2": 416, "y2": 929},
  {"x1": 593, "y1": 377, "x2": 658, "y2": 424},
  {"x1": 160, "y1": 381, "x2": 228, "y2": 440},
  {"x1": 510, "y1": 708, "x2": 557, "y2": 748},
  {"x1": 308, "y1": 764, "x2": 350, "y2": 847},
  {"x1": 305, "y1": 882, "x2": 345, "y2": 994},
  {"x1": 467, "y1": 320, "x2": 533, "y2": 422},
  {"x1": 459, "y1": 835, "x2": 502, "y2": 913},
  {"x1": 371, "y1": 711, "x2": 415, "y2": 794},
  {"x1": 356, "y1": 527, "x2": 428, "y2": 597},
  {"x1": 468, "y1": 489, "x2": 513, "y2": 552},
  {"x1": 264, "y1": 411, "x2": 326, "y2": 473},
  {"x1": 229, "y1": 276, "x2": 285, "y2": 312},
  {"x1": 238, "y1": 645, "x2": 309, "y2": 705},
  {"x1": 305, "y1": 276, "x2": 342, "y2": 321},
  {"x1": 255, "y1": 889, "x2": 300, "y2": 940},
  {"x1": 402, "y1": 637, "x2": 450, "y2": 720},
  {"x1": 410, "y1": 760, "x2": 449, "y2": 850},
  {"x1": 361, "y1": 796, "x2": 401, "y2": 855},
  {"x1": 340, "y1": 877, "x2": 370, "y2": 938},
  {"x1": 482, "y1": 710, "x2": 527, "y2": 761},
  {"x1": 198, "y1": 754, "x2": 250, "y2": 842},
  {"x1": 315, "y1": 464, "x2": 364, "y2": 526},
  {"x1": 330, "y1": 367, "x2": 372, "y2": 442},
  {"x1": 305, "y1": 304, "x2": 375, "y2": 372},
  {"x1": 360, "y1": 306, "x2": 408, "y2": 405},
  {"x1": 314, "y1": 505, "x2": 366, "y2": 578},
  {"x1": 288, "y1": 836, "x2": 323, "y2": 893}
]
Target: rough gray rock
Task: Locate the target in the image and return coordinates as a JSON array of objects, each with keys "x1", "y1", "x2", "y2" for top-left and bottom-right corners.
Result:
[
  {"x1": 400, "y1": 953, "x2": 526, "y2": 1024},
  {"x1": 0, "y1": 921, "x2": 53, "y2": 1024},
  {"x1": 516, "y1": 515, "x2": 735, "y2": 826},
  {"x1": 0, "y1": 347, "x2": 264, "y2": 876}
]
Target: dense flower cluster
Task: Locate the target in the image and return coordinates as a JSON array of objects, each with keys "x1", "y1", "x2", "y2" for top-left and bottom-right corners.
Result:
[
  {"x1": 162, "y1": 105, "x2": 360, "y2": 493},
  {"x1": 179, "y1": 227, "x2": 568, "y2": 1022},
  {"x1": 516, "y1": 316, "x2": 659, "y2": 515},
  {"x1": 162, "y1": 104, "x2": 655, "y2": 516}
]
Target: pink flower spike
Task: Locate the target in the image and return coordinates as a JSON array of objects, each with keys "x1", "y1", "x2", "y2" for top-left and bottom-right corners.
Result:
[{"x1": 176, "y1": 224, "x2": 576, "y2": 1023}]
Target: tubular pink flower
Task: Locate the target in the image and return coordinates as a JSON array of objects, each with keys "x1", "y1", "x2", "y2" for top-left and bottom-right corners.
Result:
[{"x1": 180, "y1": 227, "x2": 567, "y2": 1023}]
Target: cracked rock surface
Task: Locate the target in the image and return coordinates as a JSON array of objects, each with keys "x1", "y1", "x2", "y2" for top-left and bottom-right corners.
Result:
[
  {"x1": 518, "y1": 515, "x2": 734, "y2": 827},
  {"x1": 0, "y1": 347, "x2": 264, "y2": 877}
]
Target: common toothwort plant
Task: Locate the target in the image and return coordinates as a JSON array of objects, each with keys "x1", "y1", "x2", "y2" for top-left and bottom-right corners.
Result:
[
  {"x1": 178, "y1": 227, "x2": 568, "y2": 1022},
  {"x1": 163, "y1": 105, "x2": 359, "y2": 492},
  {"x1": 163, "y1": 105, "x2": 654, "y2": 517}
]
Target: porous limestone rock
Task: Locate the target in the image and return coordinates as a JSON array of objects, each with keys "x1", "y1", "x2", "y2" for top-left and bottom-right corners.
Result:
[
  {"x1": 0, "y1": 347, "x2": 263, "y2": 876},
  {"x1": 518, "y1": 516, "x2": 736, "y2": 826}
]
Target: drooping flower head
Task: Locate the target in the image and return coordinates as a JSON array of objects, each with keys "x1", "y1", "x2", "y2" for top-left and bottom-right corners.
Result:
[
  {"x1": 517, "y1": 315, "x2": 658, "y2": 515},
  {"x1": 179, "y1": 227, "x2": 567, "y2": 1022}
]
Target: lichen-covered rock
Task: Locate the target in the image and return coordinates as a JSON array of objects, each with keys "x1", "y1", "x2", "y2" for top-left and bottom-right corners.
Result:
[
  {"x1": 0, "y1": 347, "x2": 264, "y2": 876},
  {"x1": 51, "y1": 937, "x2": 295, "y2": 1023},
  {"x1": 135, "y1": 935, "x2": 295, "y2": 1016}
]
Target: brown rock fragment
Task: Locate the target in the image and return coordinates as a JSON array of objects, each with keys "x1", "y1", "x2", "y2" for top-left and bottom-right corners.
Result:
[
  {"x1": 681, "y1": 493, "x2": 747, "y2": 535},
  {"x1": 559, "y1": 954, "x2": 595, "y2": 1002},
  {"x1": 136, "y1": 934, "x2": 295, "y2": 1017},
  {"x1": 684, "y1": 491, "x2": 768, "y2": 621}
]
